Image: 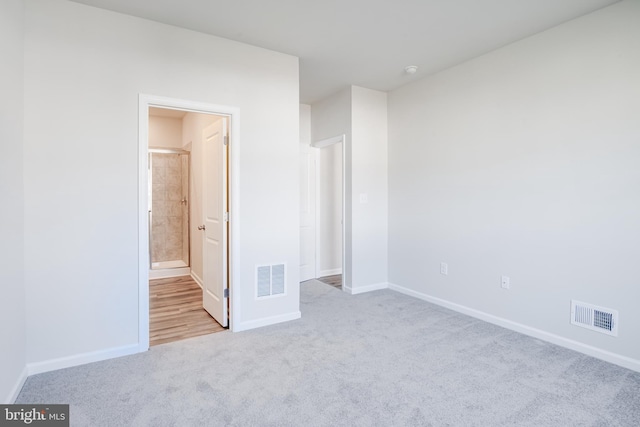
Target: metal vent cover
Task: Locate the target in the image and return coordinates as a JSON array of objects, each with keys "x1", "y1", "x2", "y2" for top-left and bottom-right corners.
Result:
[
  {"x1": 257, "y1": 266, "x2": 271, "y2": 298},
  {"x1": 571, "y1": 300, "x2": 618, "y2": 337},
  {"x1": 256, "y1": 264, "x2": 286, "y2": 298},
  {"x1": 271, "y1": 264, "x2": 285, "y2": 295}
]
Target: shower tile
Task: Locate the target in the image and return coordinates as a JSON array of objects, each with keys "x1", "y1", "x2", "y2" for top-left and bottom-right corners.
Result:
[
  {"x1": 167, "y1": 232, "x2": 182, "y2": 248},
  {"x1": 151, "y1": 197, "x2": 163, "y2": 211},
  {"x1": 153, "y1": 155, "x2": 168, "y2": 168},
  {"x1": 182, "y1": 220, "x2": 189, "y2": 265},
  {"x1": 166, "y1": 171, "x2": 181, "y2": 186},
  {"x1": 152, "y1": 184, "x2": 165, "y2": 202},
  {"x1": 169, "y1": 201, "x2": 183, "y2": 217},
  {"x1": 166, "y1": 247, "x2": 182, "y2": 261},
  {"x1": 167, "y1": 217, "x2": 182, "y2": 235},
  {"x1": 167, "y1": 184, "x2": 181, "y2": 201},
  {"x1": 156, "y1": 248, "x2": 168, "y2": 263},
  {"x1": 151, "y1": 215, "x2": 166, "y2": 228},
  {"x1": 181, "y1": 169, "x2": 189, "y2": 191},
  {"x1": 151, "y1": 201, "x2": 163, "y2": 218},
  {"x1": 167, "y1": 169, "x2": 181, "y2": 184},
  {"x1": 152, "y1": 224, "x2": 165, "y2": 239},
  {"x1": 152, "y1": 166, "x2": 166, "y2": 184},
  {"x1": 167, "y1": 155, "x2": 181, "y2": 169},
  {"x1": 151, "y1": 237, "x2": 165, "y2": 261}
]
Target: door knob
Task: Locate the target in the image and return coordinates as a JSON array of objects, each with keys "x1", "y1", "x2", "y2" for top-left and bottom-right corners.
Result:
[{"x1": 198, "y1": 225, "x2": 206, "y2": 230}]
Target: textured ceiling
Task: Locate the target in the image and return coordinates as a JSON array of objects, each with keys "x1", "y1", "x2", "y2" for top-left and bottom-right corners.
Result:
[{"x1": 70, "y1": 0, "x2": 619, "y2": 104}]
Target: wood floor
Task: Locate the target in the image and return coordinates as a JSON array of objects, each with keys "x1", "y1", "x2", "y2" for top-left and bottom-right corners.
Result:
[
  {"x1": 318, "y1": 274, "x2": 342, "y2": 289},
  {"x1": 149, "y1": 275, "x2": 225, "y2": 346}
]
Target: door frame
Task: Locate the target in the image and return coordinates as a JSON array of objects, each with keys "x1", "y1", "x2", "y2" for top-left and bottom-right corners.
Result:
[
  {"x1": 138, "y1": 94, "x2": 240, "y2": 351},
  {"x1": 311, "y1": 134, "x2": 347, "y2": 290}
]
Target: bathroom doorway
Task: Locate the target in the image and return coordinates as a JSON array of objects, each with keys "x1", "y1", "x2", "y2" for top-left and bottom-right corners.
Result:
[
  {"x1": 143, "y1": 103, "x2": 232, "y2": 347},
  {"x1": 139, "y1": 94, "x2": 240, "y2": 349}
]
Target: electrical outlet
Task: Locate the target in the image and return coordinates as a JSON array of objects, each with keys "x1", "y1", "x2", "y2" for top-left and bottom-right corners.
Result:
[
  {"x1": 440, "y1": 262, "x2": 448, "y2": 276},
  {"x1": 501, "y1": 276, "x2": 510, "y2": 289}
]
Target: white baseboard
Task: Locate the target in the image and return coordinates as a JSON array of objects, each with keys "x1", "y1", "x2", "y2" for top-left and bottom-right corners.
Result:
[
  {"x1": 318, "y1": 268, "x2": 342, "y2": 278},
  {"x1": 388, "y1": 282, "x2": 640, "y2": 373},
  {"x1": 344, "y1": 282, "x2": 389, "y2": 295},
  {"x1": 26, "y1": 344, "x2": 141, "y2": 376},
  {"x1": 234, "y1": 311, "x2": 301, "y2": 332},
  {"x1": 149, "y1": 267, "x2": 190, "y2": 279},
  {"x1": 4, "y1": 366, "x2": 28, "y2": 404},
  {"x1": 191, "y1": 271, "x2": 204, "y2": 289}
]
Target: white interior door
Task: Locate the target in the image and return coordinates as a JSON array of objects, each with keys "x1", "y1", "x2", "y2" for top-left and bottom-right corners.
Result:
[
  {"x1": 201, "y1": 119, "x2": 228, "y2": 327},
  {"x1": 300, "y1": 144, "x2": 316, "y2": 281}
]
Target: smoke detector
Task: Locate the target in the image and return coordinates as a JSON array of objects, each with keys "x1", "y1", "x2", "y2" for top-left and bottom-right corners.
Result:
[{"x1": 404, "y1": 65, "x2": 418, "y2": 74}]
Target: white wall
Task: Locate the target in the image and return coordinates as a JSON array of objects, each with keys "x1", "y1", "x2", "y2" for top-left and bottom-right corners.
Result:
[
  {"x1": 311, "y1": 89, "x2": 352, "y2": 143},
  {"x1": 388, "y1": 0, "x2": 640, "y2": 367},
  {"x1": 299, "y1": 104, "x2": 311, "y2": 148},
  {"x1": 182, "y1": 112, "x2": 219, "y2": 284},
  {"x1": 310, "y1": 86, "x2": 389, "y2": 292},
  {"x1": 317, "y1": 142, "x2": 342, "y2": 276},
  {"x1": 299, "y1": 104, "x2": 316, "y2": 281},
  {"x1": 350, "y1": 87, "x2": 388, "y2": 291},
  {"x1": 149, "y1": 116, "x2": 183, "y2": 149},
  {"x1": 0, "y1": 0, "x2": 27, "y2": 403},
  {"x1": 23, "y1": 0, "x2": 300, "y2": 368}
]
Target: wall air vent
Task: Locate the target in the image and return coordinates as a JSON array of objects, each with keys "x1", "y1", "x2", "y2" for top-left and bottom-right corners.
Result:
[
  {"x1": 570, "y1": 300, "x2": 618, "y2": 337},
  {"x1": 256, "y1": 264, "x2": 286, "y2": 298}
]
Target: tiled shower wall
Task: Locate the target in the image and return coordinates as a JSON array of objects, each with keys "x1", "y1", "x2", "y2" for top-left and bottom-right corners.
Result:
[{"x1": 151, "y1": 153, "x2": 189, "y2": 264}]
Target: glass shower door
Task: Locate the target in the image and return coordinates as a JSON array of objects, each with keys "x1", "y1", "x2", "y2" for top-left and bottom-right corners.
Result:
[{"x1": 149, "y1": 151, "x2": 190, "y2": 270}]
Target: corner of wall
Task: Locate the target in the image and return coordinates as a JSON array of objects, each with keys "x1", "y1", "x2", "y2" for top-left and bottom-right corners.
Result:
[{"x1": 0, "y1": 0, "x2": 27, "y2": 405}]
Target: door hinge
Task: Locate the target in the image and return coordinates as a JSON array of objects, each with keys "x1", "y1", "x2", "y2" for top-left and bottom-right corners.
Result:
[
  {"x1": 224, "y1": 135, "x2": 229, "y2": 146},
  {"x1": 223, "y1": 288, "x2": 229, "y2": 298},
  {"x1": 224, "y1": 212, "x2": 229, "y2": 222}
]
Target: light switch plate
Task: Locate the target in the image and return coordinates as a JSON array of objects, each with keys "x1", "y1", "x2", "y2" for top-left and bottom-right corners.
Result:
[
  {"x1": 440, "y1": 262, "x2": 448, "y2": 275},
  {"x1": 501, "y1": 276, "x2": 510, "y2": 289}
]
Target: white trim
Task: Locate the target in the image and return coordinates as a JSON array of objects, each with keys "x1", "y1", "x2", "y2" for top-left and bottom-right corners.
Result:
[
  {"x1": 148, "y1": 267, "x2": 191, "y2": 279},
  {"x1": 345, "y1": 282, "x2": 389, "y2": 295},
  {"x1": 312, "y1": 135, "x2": 344, "y2": 149},
  {"x1": 139, "y1": 94, "x2": 241, "y2": 347},
  {"x1": 26, "y1": 344, "x2": 140, "y2": 376},
  {"x1": 191, "y1": 271, "x2": 204, "y2": 289},
  {"x1": 388, "y1": 282, "x2": 640, "y2": 373},
  {"x1": 318, "y1": 268, "x2": 342, "y2": 278},
  {"x1": 340, "y1": 135, "x2": 347, "y2": 291},
  {"x1": 234, "y1": 311, "x2": 301, "y2": 332},
  {"x1": 314, "y1": 147, "x2": 321, "y2": 283},
  {"x1": 138, "y1": 97, "x2": 150, "y2": 352},
  {"x1": 4, "y1": 366, "x2": 27, "y2": 404}
]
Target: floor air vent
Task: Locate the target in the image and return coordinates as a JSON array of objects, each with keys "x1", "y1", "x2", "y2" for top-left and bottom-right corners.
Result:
[
  {"x1": 570, "y1": 300, "x2": 618, "y2": 337},
  {"x1": 256, "y1": 264, "x2": 286, "y2": 298}
]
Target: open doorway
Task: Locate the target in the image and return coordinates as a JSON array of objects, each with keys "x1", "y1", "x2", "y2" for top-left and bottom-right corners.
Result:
[
  {"x1": 315, "y1": 139, "x2": 343, "y2": 289},
  {"x1": 139, "y1": 95, "x2": 238, "y2": 350},
  {"x1": 147, "y1": 107, "x2": 229, "y2": 345},
  {"x1": 299, "y1": 134, "x2": 345, "y2": 290},
  {"x1": 147, "y1": 107, "x2": 229, "y2": 346}
]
